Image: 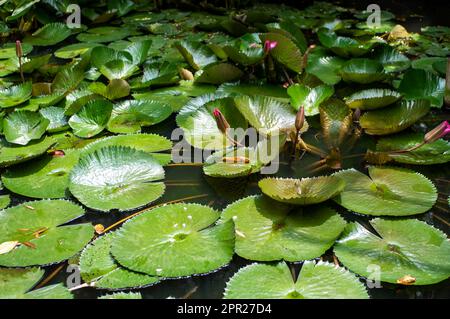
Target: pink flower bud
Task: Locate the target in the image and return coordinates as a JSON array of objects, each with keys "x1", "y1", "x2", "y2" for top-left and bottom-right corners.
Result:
[
  {"x1": 213, "y1": 108, "x2": 230, "y2": 134},
  {"x1": 264, "y1": 40, "x2": 277, "y2": 54},
  {"x1": 15, "y1": 40, "x2": 23, "y2": 58},
  {"x1": 424, "y1": 120, "x2": 450, "y2": 144}
]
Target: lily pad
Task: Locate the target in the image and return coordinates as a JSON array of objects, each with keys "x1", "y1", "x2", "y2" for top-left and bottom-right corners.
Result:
[
  {"x1": 221, "y1": 195, "x2": 346, "y2": 261},
  {"x1": 224, "y1": 261, "x2": 368, "y2": 299},
  {"x1": 77, "y1": 26, "x2": 132, "y2": 43},
  {"x1": 39, "y1": 107, "x2": 69, "y2": 132},
  {"x1": 340, "y1": 58, "x2": 385, "y2": 84},
  {"x1": 318, "y1": 29, "x2": 377, "y2": 58},
  {"x1": 54, "y1": 43, "x2": 101, "y2": 59},
  {"x1": 371, "y1": 45, "x2": 410, "y2": 73},
  {"x1": 258, "y1": 176, "x2": 345, "y2": 205},
  {"x1": 360, "y1": 99, "x2": 430, "y2": 135},
  {"x1": 0, "y1": 42, "x2": 33, "y2": 59},
  {"x1": 195, "y1": 63, "x2": 244, "y2": 84},
  {"x1": 98, "y1": 292, "x2": 142, "y2": 299},
  {"x1": 334, "y1": 218, "x2": 450, "y2": 285},
  {"x1": 68, "y1": 99, "x2": 113, "y2": 138},
  {"x1": 319, "y1": 98, "x2": 353, "y2": 149},
  {"x1": 222, "y1": 34, "x2": 264, "y2": 65},
  {"x1": 0, "y1": 82, "x2": 32, "y2": 108},
  {"x1": 175, "y1": 40, "x2": 218, "y2": 70},
  {"x1": 0, "y1": 199, "x2": 93, "y2": 267},
  {"x1": 0, "y1": 268, "x2": 72, "y2": 299},
  {"x1": 0, "y1": 136, "x2": 55, "y2": 168},
  {"x1": 69, "y1": 146, "x2": 165, "y2": 212},
  {"x1": 3, "y1": 111, "x2": 49, "y2": 145},
  {"x1": 107, "y1": 99, "x2": 172, "y2": 134},
  {"x1": 99, "y1": 59, "x2": 139, "y2": 81},
  {"x1": 131, "y1": 61, "x2": 179, "y2": 88},
  {"x1": 333, "y1": 166, "x2": 437, "y2": 216},
  {"x1": 344, "y1": 89, "x2": 401, "y2": 110},
  {"x1": 79, "y1": 232, "x2": 159, "y2": 290},
  {"x1": 111, "y1": 203, "x2": 235, "y2": 277},
  {"x1": 398, "y1": 69, "x2": 445, "y2": 108},
  {"x1": 287, "y1": 84, "x2": 334, "y2": 115},
  {"x1": 260, "y1": 32, "x2": 303, "y2": 72},
  {"x1": 23, "y1": 23, "x2": 72, "y2": 46}
]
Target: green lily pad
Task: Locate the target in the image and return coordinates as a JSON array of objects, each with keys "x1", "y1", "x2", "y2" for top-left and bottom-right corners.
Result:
[
  {"x1": 222, "y1": 34, "x2": 264, "y2": 66},
  {"x1": 130, "y1": 61, "x2": 179, "y2": 88},
  {"x1": 398, "y1": 69, "x2": 445, "y2": 108},
  {"x1": 2, "y1": 149, "x2": 80, "y2": 199},
  {"x1": 99, "y1": 59, "x2": 139, "y2": 81},
  {"x1": 195, "y1": 62, "x2": 244, "y2": 84},
  {"x1": 0, "y1": 82, "x2": 32, "y2": 108},
  {"x1": 376, "y1": 133, "x2": 450, "y2": 165},
  {"x1": 176, "y1": 94, "x2": 248, "y2": 150},
  {"x1": 335, "y1": 218, "x2": 450, "y2": 285},
  {"x1": 371, "y1": 45, "x2": 410, "y2": 73},
  {"x1": 0, "y1": 199, "x2": 93, "y2": 267},
  {"x1": 318, "y1": 29, "x2": 377, "y2": 58},
  {"x1": 175, "y1": 40, "x2": 218, "y2": 70},
  {"x1": 344, "y1": 89, "x2": 402, "y2": 110},
  {"x1": 224, "y1": 261, "x2": 368, "y2": 299},
  {"x1": 287, "y1": 84, "x2": 334, "y2": 115},
  {"x1": 305, "y1": 48, "x2": 345, "y2": 85},
  {"x1": 0, "y1": 268, "x2": 72, "y2": 299},
  {"x1": 23, "y1": 23, "x2": 72, "y2": 46},
  {"x1": 234, "y1": 95, "x2": 307, "y2": 136},
  {"x1": 54, "y1": 43, "x2": 101, "y2": 59},
  {"x1": 89, "y1": 79, "x2": 131, "y2": 101},
  {"x1": 260, "y1": 32, "x2": 303, "y2": 72},
  {"x1": 258, "y1": 176, "x2": 345, "y2": 205},
  {"x1": 68, "y1": 99, "x2": 113, "y2": 138},
  {"x1": 217, "y1": 82, "x2": 289, "y2": 101},
  {"x1": 333, "y1": 166, "x2": 437, "y2": 216},
  {"x1": 39, "y1": 107, "x2": 69, "y2": 133},
  {"x1": 123, "y1": 40, "x2": 152, "y2": 65},
  {"x1": 319, "y1": 98, "x2": 353, "y2": 149},
  {"x1": 111, "y1": 203, "x2": 235, "y2": 277},
  {"x1": 90, "y1": 46, "x2": 133, "y2": 70},
  {"x1": 77, "y1": 26, "x2": 132, "y2": 43},
  {"x1": 221, "y1": 195, "x2": 346, "y2": 261},
  {"x1": 107, "y1": 99, "x2": 172, "y2": 134},
  {"x1": 340, "y1": 58, "x2": 385, "y2": 84},
  {"x1": 79, "y1": 232, "x2": 159, "y2": 290},
  {"x1": 3, "y1": 111, "x2": 49, "y2": 145},
  {"x1": 0, "y1": 42, "x2": 33, "y2": 59},
  {"x1": 360, "y1": 99, "x2": 430, "y2": 135},
  {"x1": 0, "y1": 136, "x2": 55, "y2": 168},
  {"x1": 0, "y1": 194, "x2": 10, "y2": 209},
  {"x1": 69, "y1": 146, "x2": 165, "y2": 212},
  {"x1": 98, "y1": 292, "x2": 142, "y2": 299}
]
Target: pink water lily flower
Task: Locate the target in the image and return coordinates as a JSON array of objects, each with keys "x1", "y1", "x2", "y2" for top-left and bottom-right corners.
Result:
[
  {"x1": 264, "y1": 40, "x2": 277, "y2": 54},
  {"x1": 424, "y1": 120, "x2": 450, "y2": 144},
  {"x1": 213, "y1": 108, "x2": 230, "y2": 134}
]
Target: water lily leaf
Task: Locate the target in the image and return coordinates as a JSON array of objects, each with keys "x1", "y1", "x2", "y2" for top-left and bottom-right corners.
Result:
[
  {"x1": 333, "y1": 166, "x2": 437, "y2": 216},
  {"x1": 217, "y1": 82, "x2": 289, "y2": 101},
  {"x1": 398, "y1": 69, "x2": 445, "y2": 108},
  {"x1": 81, "y1": 133, "x2": 172, "y2": 166},
  {"x1": 0, "y1": 136, "x2": 55, "y2": 168},
  {"x1": 376, "y1": 133, "x2": 450, "y2": 165},
  {"x1": 222, "y1": 34, "x2": 264, "y2": 65},
  {"x1": 0, "y1": 195, "x2": 10, "y2": 209},
  {"x1": 371, "y1": 44, "x2": 410, "y2": 73},
  {"x1": 260, "y1": 32, "x2": 303, "y2": 72},
  {"x1": 2, "y1": 149, "x2": 80, "y2": 199},
  {"x1": 0, "y1": 42, "x2": 33, "y2": 59},
  {"x1": 318, "y1": 29, "x2": 377, "y2": 58},
  {"x1": 195, "y1": 63, "x2": 243, "y2": 84},
  {"x1": 5, "y1": 0, "x2": 40, "y2": 21},
  {"x1": 0, "y1": 199, "x2": 93, "y2": 267},
  {"x1": 335, "y1": 218, "x2": 450, "y2": 285},
  {"x1": 259, "y1": 176, "x2": 345, "y2": 205},
  {"x1": 79, "y1": 232, "x2": 159, "y2": 290},
  {"x1": 123, "y1": 40, "x2": 152, "y2": 65},
  {"x1": 319, "y1": 98, "x2": 352, "y2": 149},
  {"x1": 111, "y1": 203, "x2": 235, "y2": 277},
  {"x1": 344, "y1": 89, "x2": 401, "y2": 110},
  {"x1": 54, "y1": 43, "x2": 100, "y2": 59},
  {"x1": 0, "y1": 82, "x2": 32, "y2": 108},
  {"x1": 287, "y1": 84, "x2": 334, "y2": 115},
  {"x1": 107, "y1": 100, "x2": 172, "y2": 134},
  {"x1": 90, "y1": 46, "x2": 133, "y2": 70},
  {"x1": 234, "y1": 95, "x2": 307, "y2": 136},
  {"x1": 340, "y1": 58, "x2": 385, "y2": 84},
  {"x1": 99, "y1": 59, "x2": 139, "y2": 80},
  {"x1": 3, "y1": 111, "x2": 49, "y2": 145},
  {"x1": 77, "y1": 26, "x2": 132, "y2": 43},
  {"x1": 64, "y1": 89, "x2": 103, "y2": 116},
  {"x1": 224, "y1": 261, "x2": 368, "y2": 299},
  {"x1": 176, "y1": 94, "x2": 247, "y2": 150},
  {"x1": 39, "y1": 107, "x2": 69, "y2": 132},
  {"x1": 130, "y1": 61, "x2": 179, "y2": 88},
  {"x1": 412, "y1": 57, "x2": 447, "y2": 74},
  {"x1": 175, "y1": 40, "x2": 218, "y2": 70},
  {"x1": 68, "y1": 99, "x2": 113, "y2": 138},
  {"x1": 221, "y1": 195, "x2": 346, "y2": 261},
  {"x1": 98, "y1": 292, "x2": 142, "y2": 299},
  {"x1": 69, "y1": 146, "x2": 165, "y2": 212},
  {"x1": 51, "y1": 62, "x2": 86, "y2": 95},
  {"x1": 305, "y1": 47, "x2": 345, "y2": 85},
  {"x1": 0, "y1": 268, "x2": 72, "y2": 299},
  {"x1": 360, "y1": 99, "x2": 430, "y2": 135},
  {"x1": 23, "y1": 23, "x2": 72, "y2": 46},
  {"x1": 266, "y1": 21, "x2": 308, "y2": 53},
  {"x1": 89, "y1": 79, "x2": 131, "y2": 101},
  {"x1": 0, "y1": 57, "x2": 21, "y2": 77}
]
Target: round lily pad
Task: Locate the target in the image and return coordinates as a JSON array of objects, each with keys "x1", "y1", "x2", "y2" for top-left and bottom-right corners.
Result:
[
  {"x1": 175, "y1": 40, "x2": 218, "y2": 70},
  {"x1": 0, "y1": 199, "x2": 94, "y2": 267},
  {"x1": 0, "y1": 268, "x2": 72, "y2": 299},
  {"x1": 287, "y1": 84, "x2": 334, "y2": 116},
  {"x1": 111, "y1": 203, "x2": 235, "y2": 277},
  {"x1": 340, "y1": 58, "x2": 385, "y2": 84},
  {"x1": 333, "y1": 166, "x2": 437, "y2": 216},
  {"x1": 79, "y1": 232, "x2": 159, "y2": 290},
  {"x1": 345, "y1": 89, "x2": 402, "y2": 110},
  {"x1": 0, "y1": 136, "x2": 55, "y2": 168},
  {"x1": 0, "y1": 42, "x2": 33, "y2": 59},
  {"x1": 221, "y1": 195, "x2": 346, "y2": 261},
  {"x1": 195, "y1": 63, "x2": 244, "y2": 85},
  {"x1": 0, "y1": 82, "x2": 32, "y2": 108},
  {"x1": 39, "y1": 106, "x2": 69, "y2": 133},
  {"x1": 224, "y1": 261, "x2": 368, "y2": 299},
  {"x1": 76, "y1": 26, "x2": 133, "y2": 43},
  {"x1": 2, "y1": 149, "x2": 80, "y2": 199},
  {"x1": 3, "y1": 110, "x2": 50, "y2": 146},
  {"x1": 260, "y1": 32, "x2": 303, "y2": 72},
  {"x1": 54, "y1": 43, "x2": 101, "y2": 59},
  {"x1": 259, "y1": 176, "x2": 345, "y2": 205},
  {"x1": 23, "y1": 23, "x2": 72, "y2": 46},
  {"x1": 334, "y1": 218, "x2": 450, "y2": 285},
  {"x1": 69, "y1": 146, "x2": 165, "y2": 212},
  {"x1": 68, "y1": 99, "x2": 113, "y2": 138}
]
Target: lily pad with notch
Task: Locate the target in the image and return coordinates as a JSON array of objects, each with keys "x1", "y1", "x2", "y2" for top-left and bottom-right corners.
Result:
[{"x1": 344, "y1": 89, "x2": 402, "y2": 110}]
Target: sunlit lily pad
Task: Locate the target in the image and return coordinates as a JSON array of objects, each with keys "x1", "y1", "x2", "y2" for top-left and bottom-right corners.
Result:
[
  {"x1": 0, "y1": 136, "x2": 55, "y2": 168},
  {"x1": 0, "y1": 199, "x2": 93, "y2": 267},
  {"x1": 318, "y1": 29, "x2": 377, "y2": 58},
  {"x1": 195, "y1": 63, "x2": 244, "y2": 84},
  {"x1": 344, "y1": 89, "x2": 401, "y2": 110},
  {"x1": 0, "y1": 82, "x2": 32, "y2": 108},
  {"x1": 287, "y1": 84, "x2": 334, "y2": 115},
  {"x1": 360, "y1": 99, "x2": 430, "y2": 135},
  {"x1": 376, "y1": 133, "x2": 450, "y2": 165},
  {"x1": 221, "y1": 195, "x2": 346, "y2": 261},
  {"x1": 3, "y1": 111, "x2": 49, "y2": 145},
  {"x1": 69, "y1": 146, "x2": 165, "y2": 212},
  {"x1": 335, "y1": 218, "x2": 450, "y2": 285},
  {"x1": 222, "y1": 34, "x2": 264, "y2": 65},
  {"x1": 0, "y1": 268, "x2": 72, "y2": 299},
  {"x1": 371, "y1": 45, "x2": 410, "y2": 73},
  {"x1": 107, "y1": 99, "x2": 172, "y2": 134},
  {"x1": 130, "y1": 61, "x2": 179, "y2": 88},
  {"x1": 79, "y1": 232, "x2": 159, "y2": 290},
  {"x1": 39, "y1": 107, "x2": 69, "y2": 132},
  {"x1": 99, "y1": 59, "x2": 139, "y2": 80},
  {"x1": 306, "y1": 47, "x2": 345, "y2": 85},
  {"x1": 175, "y1": 40, "x2": 218, "y2": 70},
  {"x1": 54, "y1": 43, "x2": 101, "y2": 59},
  {"x1": 0, "y1": 42, "x2": 33, "y2": 59},
  {"x1": 77, "y1": 26, "x2": 133, "y2": 43},
  {"x1": 23, "y1": 23, "x2": 72, "y2": 46},
  {"x1": 260, "y1": 32, "x2": 303, "y2": 72},
  {"x1": 259, "y1": 176, "x2": 345, "y2": 205},
  {"x1": 111, "y1": 203, "x2": 235, "y2": 277},
  {"x1": 224, "y1": 261, "x2": 368, "y2": 299},
  {"x1": 398, "y1": 69, "x2": 445, "y2": 108},
  {"x1": 333, "y1": 166, "x2": 437, "y2": 216},
  {"x1": 68, "y1": 99, "x2": 113, "y2": 138},
  {"x1": 340, "y1": 58, "x2": 385, "y2": 84},
  {"x1": 2, "y1": 149, "x2": 80, "y2": 199}
]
